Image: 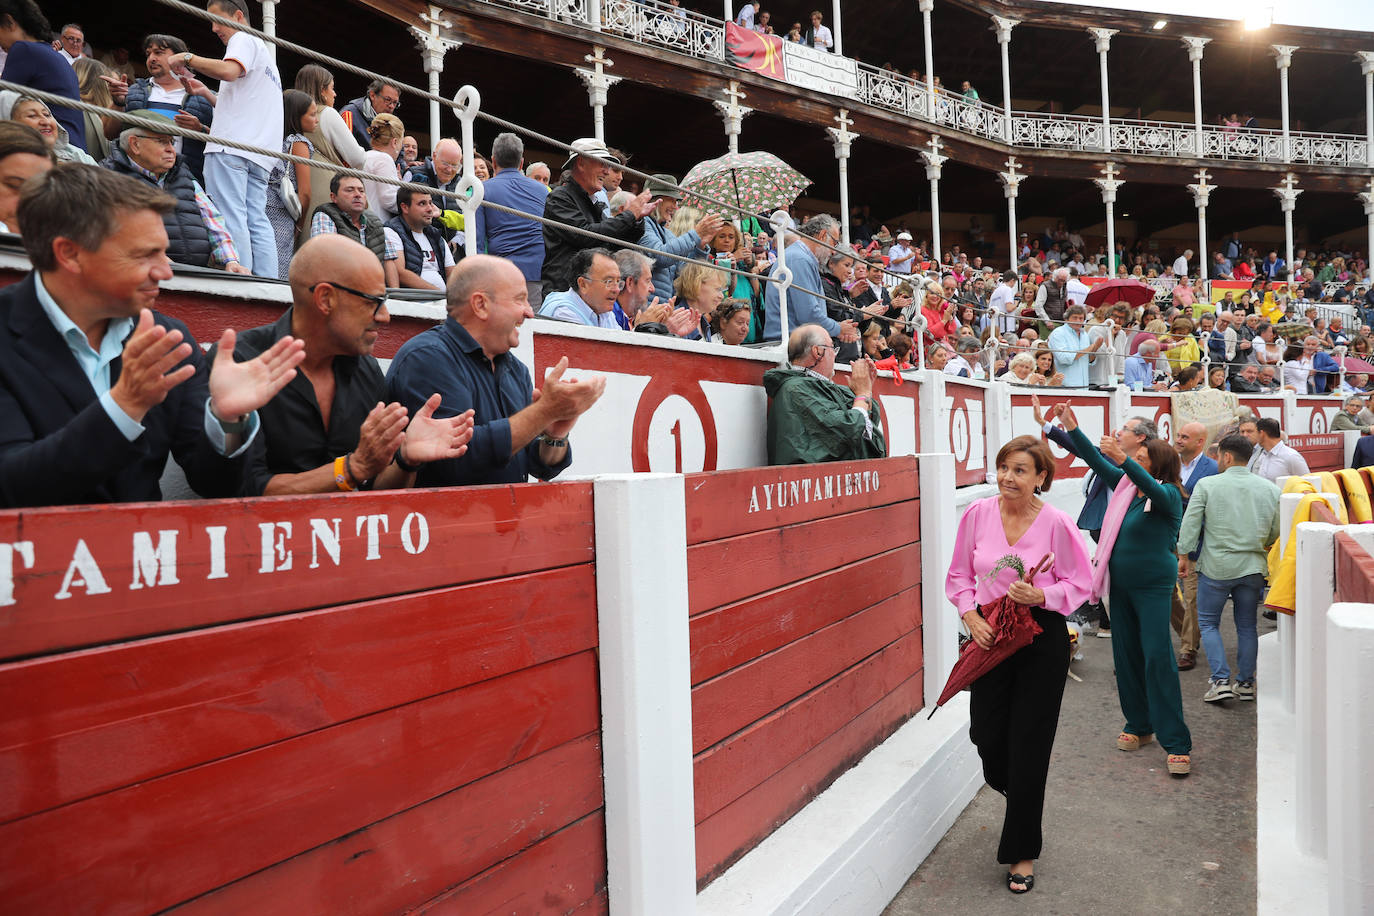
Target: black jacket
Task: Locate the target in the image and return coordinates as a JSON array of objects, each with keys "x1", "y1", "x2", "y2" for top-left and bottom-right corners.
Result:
[
  {"x1": 102, "y1": 146, "x2": 214, "y2": 268},
  {"x1": 540, "y1": 176, "x2": 643, "y2": 295},
  {"x1": 0, "y1": 274, "x2": 248, "y2": 507}
]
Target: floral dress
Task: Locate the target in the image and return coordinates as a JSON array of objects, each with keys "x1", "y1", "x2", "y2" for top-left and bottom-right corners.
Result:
[{"x1": 266, "y1": 132, "x2": 313, "y2": 281}]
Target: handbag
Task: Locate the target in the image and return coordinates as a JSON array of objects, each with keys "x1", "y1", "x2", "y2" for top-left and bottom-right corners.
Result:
[{"x1": 277, "y1": 169, "x2": 301, "y2": 221}]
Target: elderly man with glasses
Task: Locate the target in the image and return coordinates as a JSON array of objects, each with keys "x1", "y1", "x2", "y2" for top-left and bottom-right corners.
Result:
[
  {"x1": 341, "y1": 78, "x2": 402, "y2": 150},
  {"x1": 223, "y1": 235, "x2": 474, "y2": 495},
  {"x1": 100, "y1": 111, "x2": 250, "y2": 274},
  {"x1": 538, "y1": 248, "x2": 624, "y2": 330}
]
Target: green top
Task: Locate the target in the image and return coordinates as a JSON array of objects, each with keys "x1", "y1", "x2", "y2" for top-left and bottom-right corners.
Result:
[
  {"x1": 1177, "y1": 465, "x2": 1281, "y2": 580},
  {"x1": 763, "y1": 366, "x2": 886, "y2": 465},
  {"x1": 1067, "y1": 427, "x2": 1183, "y2": 584}
]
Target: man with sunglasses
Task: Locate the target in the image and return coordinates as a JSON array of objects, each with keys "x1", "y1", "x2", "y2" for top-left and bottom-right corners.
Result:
[
  {"x1": 537, "y1": 248, "x2": 624, "y2": 329},
  {"x1": 225, "y1": 235, "x2": 474, "y2": 495}
]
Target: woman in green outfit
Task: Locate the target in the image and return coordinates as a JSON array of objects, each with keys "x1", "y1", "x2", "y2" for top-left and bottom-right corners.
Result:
[{"x1": 1058, "y1": 403, "x2": 1193, "y2": 776}]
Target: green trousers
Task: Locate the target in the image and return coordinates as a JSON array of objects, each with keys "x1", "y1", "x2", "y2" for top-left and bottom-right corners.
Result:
[{"x1": 1109, "y1": 584, "x2": 1192, "y2": 754}]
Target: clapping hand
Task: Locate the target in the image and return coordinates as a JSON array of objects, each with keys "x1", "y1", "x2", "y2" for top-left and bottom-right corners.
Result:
[
  {"x1": 208, "y1": 327, "x2": 306, "y2": 422},
  {"x1": 665, "y1": 303, "x2": 702, "y2": 338},
  {"x1": 532, "y1": 356, "x2": 607, "y2": 438},
  {"x1": 398, "y1": 395, "x2": 475, "y2": 466}
]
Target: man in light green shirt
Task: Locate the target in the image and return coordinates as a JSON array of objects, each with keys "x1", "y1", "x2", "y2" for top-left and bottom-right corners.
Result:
[{"x1": 1177, "y1": 434, "x2": 1280, "y2": 703}]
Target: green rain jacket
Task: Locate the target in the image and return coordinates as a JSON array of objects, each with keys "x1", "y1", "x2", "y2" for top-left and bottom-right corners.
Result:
[{"x1": 764, "y1": 366, "x2": 887, "y2": 465}]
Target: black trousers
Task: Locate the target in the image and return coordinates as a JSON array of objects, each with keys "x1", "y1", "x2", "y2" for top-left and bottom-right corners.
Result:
[{"x1": 968, "y1": 607, "x2": 1070, "y2": 865}]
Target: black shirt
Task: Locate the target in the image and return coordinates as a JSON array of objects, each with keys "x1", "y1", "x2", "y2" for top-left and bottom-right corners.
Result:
[{"x1": 229, "y1": 308, "x2": 385, "y2": 495}]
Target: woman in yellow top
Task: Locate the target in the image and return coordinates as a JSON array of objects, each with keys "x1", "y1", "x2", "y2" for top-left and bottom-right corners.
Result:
[{"x1": 1159, "y1": 317, "x2": 1201, "y2": 375}]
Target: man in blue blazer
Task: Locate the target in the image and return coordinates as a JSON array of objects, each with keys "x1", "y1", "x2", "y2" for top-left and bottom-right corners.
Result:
[
  {"x1": 1172, "y1": 421, "x2": 1219, "y2": 669},
  {"x1": 0, "y1": 165, "x2": 303, "y2": 508},
  {"x1": 1351, "y1": 434, "x2": 1374, "y2": 469}
]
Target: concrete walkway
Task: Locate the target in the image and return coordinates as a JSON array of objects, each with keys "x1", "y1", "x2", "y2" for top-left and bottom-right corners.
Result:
[{"x1": 885, "y1": 613, "x2": 1274, "y2": 915}]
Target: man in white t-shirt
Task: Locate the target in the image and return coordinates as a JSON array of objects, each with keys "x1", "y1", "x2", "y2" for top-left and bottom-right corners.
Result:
[
  {"x1": 989, "y1": 271, "x2": 1019, "y2": 335},
  {"x1": 803, "y1": 10, "x2": 834, "y2": 52},
  {"x1": 384, "y1": 188, "x2": 455, "y2": 291},
  {"x1": 176, "y1": 0, "x2": 282, "y2": 278},
  {"x1": 1065, "y1": 267, "x2": 1090, "y2": 307},
  {"x1": 1173, "y1": 248, "x2": 1193, "y2": 279}
]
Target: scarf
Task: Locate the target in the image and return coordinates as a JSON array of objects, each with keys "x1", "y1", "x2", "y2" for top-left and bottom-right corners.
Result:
[{"x1": 1091, "y1": 474, "x2": 1138, "y2": 601}]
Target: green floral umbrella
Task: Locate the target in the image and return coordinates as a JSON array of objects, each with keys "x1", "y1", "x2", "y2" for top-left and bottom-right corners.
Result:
[{"x1": 680, "y1": 151, "x2": 811, "y2": 220}]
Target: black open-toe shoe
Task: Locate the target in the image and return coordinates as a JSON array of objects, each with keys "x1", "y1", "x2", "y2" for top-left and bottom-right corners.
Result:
[{"x1": 1006, "y1": 872, "x2": 1035, "y2": 894}]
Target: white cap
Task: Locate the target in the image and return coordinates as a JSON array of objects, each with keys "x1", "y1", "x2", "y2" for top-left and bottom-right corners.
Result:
[{"x1": 897, "y1": 231, "x2": 913, "y2": 241}]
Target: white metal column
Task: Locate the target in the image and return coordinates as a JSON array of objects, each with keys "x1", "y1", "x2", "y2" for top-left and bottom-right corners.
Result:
[
  {"x1": 1094, "y1": 163, "x2": 1123, "y2": 283},
  {"x1": 1358, "y1": 51, "x2": 1374, "y2": 167},
  {"x1": 921, "y1": 135, "x2": 948, "y2": 265},
  {"x1": 999, "y1": 157, "x2": 1024, "y2": 274},
  {"x1": 920, "y1": 0, "x2": 935, "y2": 105},
  {"x1": 1188, "y1": 169, "x2": 1213, "y2": 276},
  {"x1": 831, "y1": 0, "x2": 843, "y2": 56},
  {"x1": 1359, "y1": 179, "x2": 1374, "y2": 286},
  {"x1": 828, "y1": 110, "x2": 858, "y2": 246},
  {"x1": 259, "y1": 0, "x2": 278, "y2": 59},
  {"x1": 713, "y1": 80, "x2": 752, "y2": 154},
  {"x1": 992, "y1": 16, "x2": 1018, "y2": 142},
  {"x1": 1088, "y1": 28, "x2": 1117, "y2": 153},
  {"x1": 412, "y1": 5, "x2": 461, "y2": 148},
  {"x1": 575, "y1": 47, "x2": 621, "y2": 143},
  {"x1": 1273, "y1": 44, "x2": 1297, "y2": 163},
  {"x1": 1181, "y1": 36, "x2": 1210, "y2": 155},
  {"x1": 1273, "y1": 173, "x2": 1302, "y2": 290}
]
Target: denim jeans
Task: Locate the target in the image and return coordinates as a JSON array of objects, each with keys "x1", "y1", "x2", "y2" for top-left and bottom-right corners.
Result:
[
  {"x1": 1196, "y1": 572, "x2": 1264, "y2": 682},
  {"x1": 204, "y1": 152, "x2": 278, "y2": 278}
]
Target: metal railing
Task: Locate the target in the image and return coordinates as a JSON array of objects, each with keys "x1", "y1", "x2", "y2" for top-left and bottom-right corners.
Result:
[{"x1": 475, "y1": 0, "x2": 1371, "y2": 169}]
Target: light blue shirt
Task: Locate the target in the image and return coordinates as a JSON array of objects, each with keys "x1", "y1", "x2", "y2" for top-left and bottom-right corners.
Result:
[
  {"x1": 539, "y1": 288, "x2": 622, "y2": 330},
  {"x1": 1123, "y1": 354, "x2": 1154, "y2": 389},
  {"x1": 34, "y1": 273, "x2": 258, "y2": 455},
  {"x1": 764, "y1": 240, "x2": 836, "y2": 339},
  {"x1": 1047, "y1": 322, "x2": 1093, "y2": 387}
]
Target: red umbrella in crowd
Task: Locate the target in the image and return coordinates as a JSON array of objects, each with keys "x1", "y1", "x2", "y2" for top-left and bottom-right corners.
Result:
[
  {"x1": 1340, "y1": 355, "x2": 1374, "y2": 374},
  {"x1": 928, "y1": 553, "x2": 1055, "y2": 719},
  {"x1": 1084, "y1": 278, "x2": 1154, "y2": 309}
]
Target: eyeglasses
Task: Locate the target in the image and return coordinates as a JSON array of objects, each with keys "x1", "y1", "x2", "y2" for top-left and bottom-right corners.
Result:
[
  {"x1": 584, "y1": 275, "x2": 626, "y2": 290},
  {"x1": 376, "y1": 94, "x2": 401, "y2": 110},
  {"x1": 133, "y1": 134, "x2": 177, "y2": 147},
  {"x1": 309, "y1": 281, "x2": 388, "y2": 316}
]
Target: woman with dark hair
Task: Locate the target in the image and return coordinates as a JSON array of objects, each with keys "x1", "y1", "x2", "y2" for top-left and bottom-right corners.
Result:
[
  {"x1": 1057, "y1": 403, "x2": 1192, "y2": 777},
  {"x1": 0, "y1": 0, "x2": 85, "y2": 152},
  {"x1": 294, "y1": 63, "x2": 366, "y2": 227},
  {"x1": 947, "y1": 435, "x2": 1093, "y2": 894},
  {"x1": 708, "y1": 299, "x2": 752, "y2": 346},
  {"x1": 265, "y1": 88, "x2": 317, "y2": 278}
]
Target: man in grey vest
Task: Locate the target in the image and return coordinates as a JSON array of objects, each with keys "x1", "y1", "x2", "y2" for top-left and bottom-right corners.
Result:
[
  {"x1": 1034, "y1": 267, "x2": 1071, "y2": 325},
  {"x1": 308, "y1": 174, "x2": 398, "y2": 287}
]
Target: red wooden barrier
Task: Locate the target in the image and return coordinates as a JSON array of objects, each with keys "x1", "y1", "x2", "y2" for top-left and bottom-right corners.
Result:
[
  {"x1": 1290, "y1": 433, "x2": 1345, "y2": 474},
  {"x1": 0, "y1": 485, "x2": 606, "y2": 915},
  {"x1": 1334, "y1": 532, "x2": 1374, "y2": 605},
  {"x1": 945, "y1": 380, "x2": 988, "y2": 487},
  {"x1": 684, "y1": 457, "x2": 923, "y2": 886}
]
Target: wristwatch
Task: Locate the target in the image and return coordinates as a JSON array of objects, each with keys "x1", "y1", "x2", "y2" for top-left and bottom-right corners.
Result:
[
  {"x1": 182, "y1": 52, "x2": 194, "y2": 68},
  {"x1": 538, "y1": 433, "x2": 570, "y2": 449}
]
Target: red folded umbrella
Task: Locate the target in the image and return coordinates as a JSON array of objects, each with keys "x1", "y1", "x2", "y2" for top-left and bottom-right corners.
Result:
[
  {"x1": 928, "y1": 553, "x2": 1054, "y2": 719},
  {"x1": 1340, "y1": 355, "x2": 1374, "y2": 374},
  {"x1": 1085, "y1": 278, "x2": 1154, "y2": 309}
]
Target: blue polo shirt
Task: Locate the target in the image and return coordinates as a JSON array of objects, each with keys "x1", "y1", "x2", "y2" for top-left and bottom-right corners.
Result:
[
  {"x1": 384, "y1": 316, "x2": 571, "y2": 486},
  {"x1": 479, "y1": 168, "x2": 547, "y2": 282}
]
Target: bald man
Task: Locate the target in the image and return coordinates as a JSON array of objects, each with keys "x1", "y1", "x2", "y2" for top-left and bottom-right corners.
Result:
[
  {"x1": 1171, "y1": 420, "x2": 1218, "y2": 669},
  {"x1": 385, "y1": 254, "x2": 606, "y2": 486},
  {"x1": 226, "y1": 235, "x2": 474, "y2": 494}
]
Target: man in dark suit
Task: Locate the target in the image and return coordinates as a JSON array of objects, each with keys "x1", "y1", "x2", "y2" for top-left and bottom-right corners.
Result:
[
  {"x1": 1172, "y1": 421, "x2": 1219, "y2": 670},
  {"x1": 1351, "y1": 434, "x2": 1374, "y2": 469},
  {"x1": 0, "y1": 164, "x2": 304, "y2": 508}
]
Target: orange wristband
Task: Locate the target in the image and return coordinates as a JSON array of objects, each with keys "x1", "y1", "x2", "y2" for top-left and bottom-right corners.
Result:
[{"x1": 334, "y1": 455, "x2": 354, "y2": 491}]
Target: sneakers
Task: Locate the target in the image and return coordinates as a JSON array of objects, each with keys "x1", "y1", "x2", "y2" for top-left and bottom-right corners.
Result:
[
  {"x1": 1233, "y1": 680, "x2": 1255, "y2": 701},
  {"x1": 1095, "y1": 624, "x2": 1112, "y2": 639},
  {"x1": 1204, "y1": 679, "x2": 1235, "y2": 703}
]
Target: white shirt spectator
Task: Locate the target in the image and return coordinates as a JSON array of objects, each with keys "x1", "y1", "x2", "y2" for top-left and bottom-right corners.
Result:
[
  {"x1": 1065, "y1": 276, "x2": 1090, "y2": 307},
  {"x1": 1172, "y1": 254, "x2": 1189, "y2": 278},
  {"x1": 383, "y1": 226, "x2": 450, "y2": 290},
  {"x1": 1283, "y1": 356, "x2": 1313, "y2": 393},
  {"x1": 735, "y1": 4, "x2": 755, "y2": 28},
  {"x1": 887, "y1": 242, "x2": 915, "y2": 275},
  {"x1": 361, "y1": 149, "x2": 400, "y2": 220},
  {"x1": 1248, "y1": 440, "x2": 1310, "y2": 482},
  {"x1": 989, "y1": 282, "x2": 1018, "y2": 334},
  {"x1": 944, "y1": 354, "x2": 972, "y2": 377},
  {"x1": 204, "y1": 31, "x2": 283, "y2": 172},
  {"x1": 810, "y1": 24, "x2": 833, "y2": 51}
]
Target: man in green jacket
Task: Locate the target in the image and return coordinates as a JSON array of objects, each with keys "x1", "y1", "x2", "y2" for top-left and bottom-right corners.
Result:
[{"x1": 764, "y1": 324, "x2": 886, "y2": 465}]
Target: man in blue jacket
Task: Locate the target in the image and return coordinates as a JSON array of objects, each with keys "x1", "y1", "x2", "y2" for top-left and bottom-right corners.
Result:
[
  {"x1": 763, "y1": 214, "x2": 857, "y2": 346},
  {"x1": 116, "y1": 34, "x2": 216, "y2": 182},
  {"x1": 477, "y1": 132, "x2": 546, "y2": 307},
  {"x1": 638, "y1": 173, "x2": 720, "y2": 302},
  {"x1": 1172, "y1": 421, "x2": 1218, "y2": 669}
]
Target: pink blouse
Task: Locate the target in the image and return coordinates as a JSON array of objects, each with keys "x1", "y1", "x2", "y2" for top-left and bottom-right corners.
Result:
[{"x1": 945, "y1": 496, "x2": 1094, "y2": 618}]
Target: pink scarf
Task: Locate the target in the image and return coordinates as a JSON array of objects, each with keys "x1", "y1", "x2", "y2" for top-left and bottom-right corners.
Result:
[{"x1": 1091, "y1": 475, "x2": 1138, "y2": 601}]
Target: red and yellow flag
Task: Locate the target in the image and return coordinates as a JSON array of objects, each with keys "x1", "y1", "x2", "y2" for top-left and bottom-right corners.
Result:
[{"x1": 725, "y1": 23, "x2": 785, "y2": 80}]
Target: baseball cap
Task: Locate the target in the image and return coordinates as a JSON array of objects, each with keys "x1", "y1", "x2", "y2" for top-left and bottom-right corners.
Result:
[{"x1": 562, "y1": 138, "x2": 620, "y2": 170}]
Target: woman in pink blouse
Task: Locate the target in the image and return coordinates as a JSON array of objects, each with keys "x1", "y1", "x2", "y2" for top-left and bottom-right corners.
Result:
[{"x1": 946, "y1": 435, "x2": 1093, "y2": 894}]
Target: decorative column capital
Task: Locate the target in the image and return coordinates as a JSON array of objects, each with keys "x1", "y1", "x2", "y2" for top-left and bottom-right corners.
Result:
[
  {"x1": 575, "y1": 47, "x2": 621, "y2": 108},
  {"x1": 1272, "y1": 172, "x2": 1302, "y2": 211},
  {"x1": 1356, "y1": 51, "x2": 1374, "y2": 76},
  {"x1": 1092, "y1": 161, "x2": 1124, "y2": 204},
  {"x1": 990, "y1": 15, "x2": 1019, "y2": 44},
  {"x1": 713, "y1": 80, "x2": 753, "y2": 137},
  {"x1": 1180, "y1": 35, "x2": 1211, "y2": 62},
  {"x1": 411, "y1": 5, "x2": 461, "y2": 73},
  {"x1": 918, "y1": 0, "x2": 934, "y2": 13},
  {"x1": 1358, "y1": 178, "x2": 1374, "y2": 216},
  {"x1": 920, "y1": 135, "x2": 948, "y2": 181},
  {"x1": 1187, "y1": 169, "x2": 1214, "y2": 208},
  {"x1": 1088, "y1": 28, "x2": 1117, "y2": 54},
  {"x1": 1271, "y1": 44, "x2": 1298, "y2": 70},
  {"x1": 998, "y1": 156, "x2": 1024, "y2": 199},
  {"x1": 826, "y1": 109, "x2": 858, "y2": 159}
]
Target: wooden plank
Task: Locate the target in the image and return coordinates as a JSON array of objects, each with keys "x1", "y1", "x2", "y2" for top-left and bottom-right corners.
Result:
[
  {"x1": 411, "y1": 811, "x2": 608, "y2": 916},
  {"x1": 690, "y1": 545, "x2": 921, "y2": 684},
  {"x1": 691, "y1": 586, "x2": 921, "y2": 754},
  {"x1": 687, "y1": 501, "x2": 919, "y2": 615},
  {"x1": 694, "y1": 630, "x2": 923, "y2": 823},
  {"x1": 0, "y1": 482, "x2": 594, "y2": 660},
  {"x1": 1335, "y1": 533, "x2": 1374, "y2": 605},
  {"x1": 0, "y1": 652, "x2": 600, "y2": 915},
  {"x1": 684, "y1": 457, "x2": 918, "y2": 545},
  {"x1": 0, "y1": 565, "x2": 596, "y2": 824},
  {"x1": 172, "y1": 736, "x2": 604, "y2": 916},
  {"x1": 695, "y1": 672, "x2": 924, "y2": 885}
]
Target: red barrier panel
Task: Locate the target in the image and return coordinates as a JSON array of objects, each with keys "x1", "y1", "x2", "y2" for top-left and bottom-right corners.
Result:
[
  {"x1": 1335, "y1": 532, "x2": 1374, "y2": 605},
  {"x1": 0, "y1": 485, "x2": 605, "y2": 915},
  {"x1": 684, "y1": 456, "x2": 922, "y2": 886},
  {"x1": 1290, "y1": 434, "x2": 1345, "y2": 473}
]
